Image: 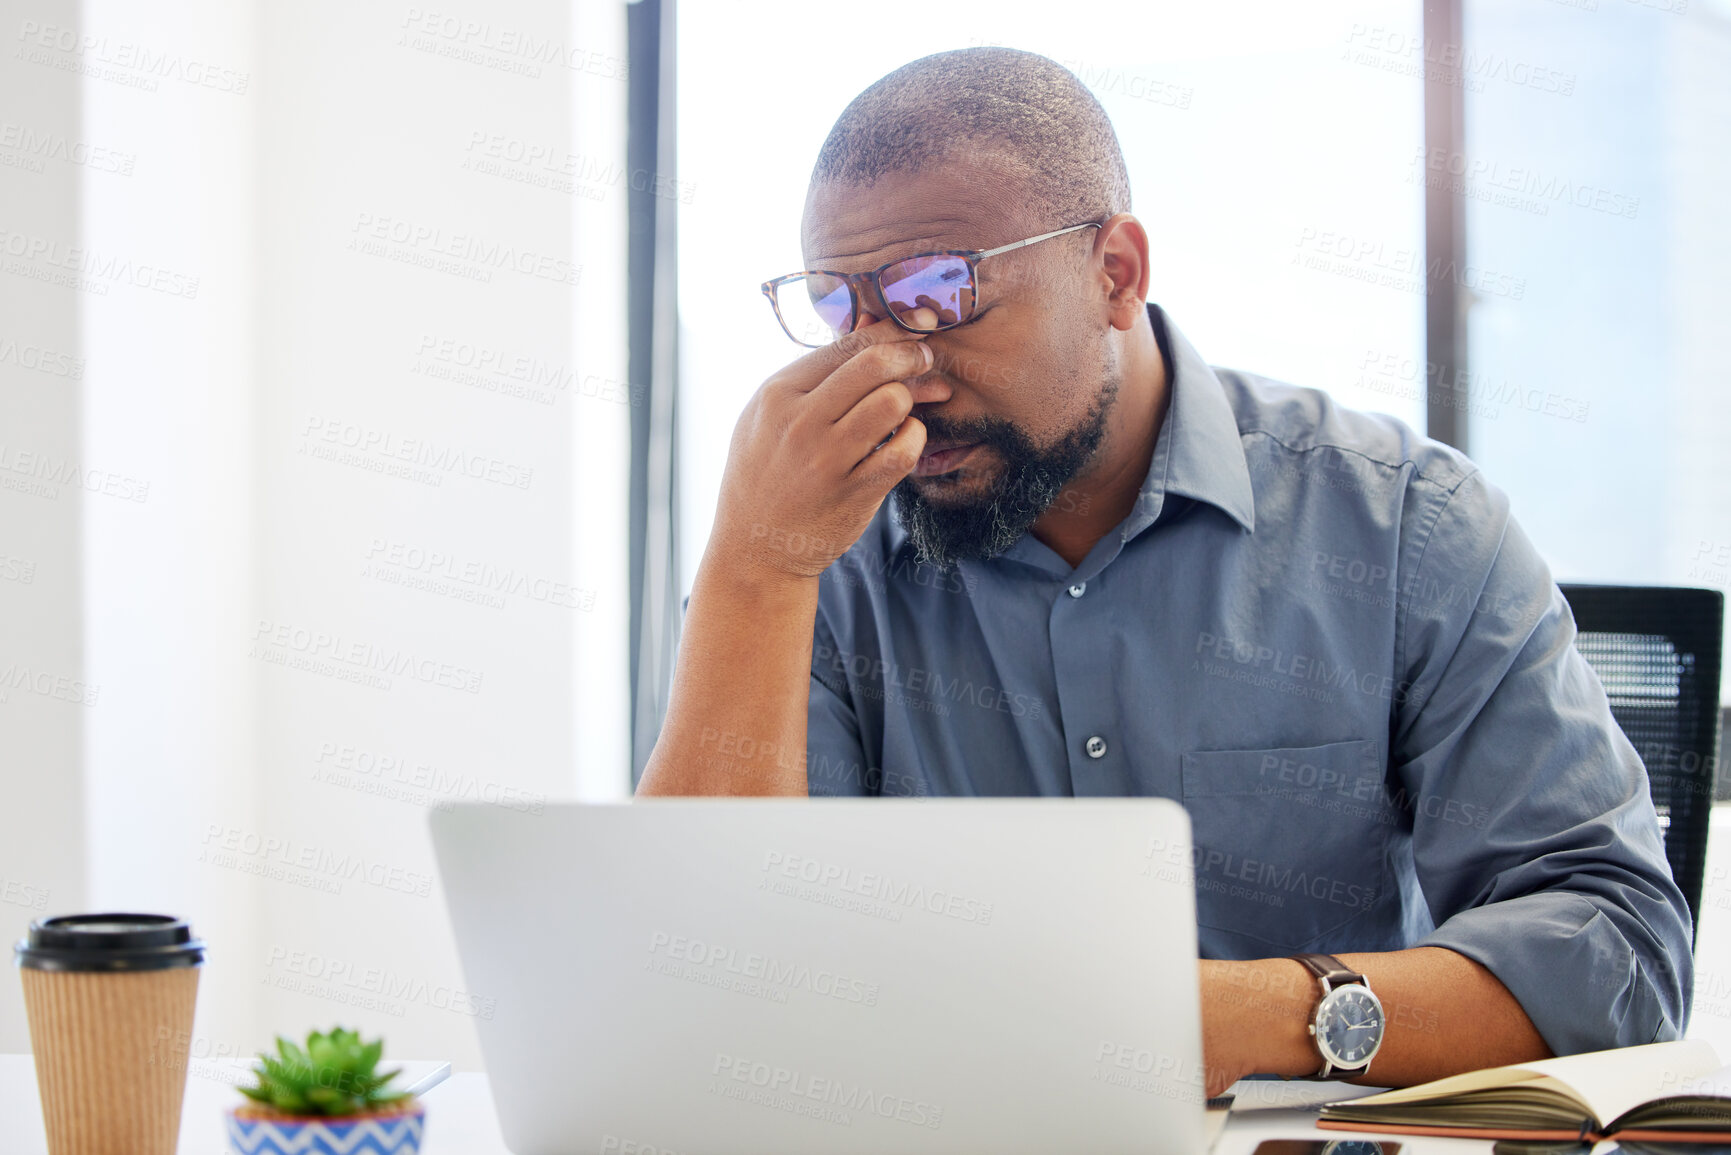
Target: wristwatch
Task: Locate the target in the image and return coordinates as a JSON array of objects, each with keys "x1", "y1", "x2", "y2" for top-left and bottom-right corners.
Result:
[{"x1": 1293, "y1": 952, "x2": 1385, "y2": 1079}]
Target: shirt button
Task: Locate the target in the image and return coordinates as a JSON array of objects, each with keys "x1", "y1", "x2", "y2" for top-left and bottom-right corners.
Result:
[
  {"x1": 1068, "y1": 582, "x2": 1086, "y2": 598},
  {"x1": 1085, "y1": 735, "x2": 1107, "y2": 759}
]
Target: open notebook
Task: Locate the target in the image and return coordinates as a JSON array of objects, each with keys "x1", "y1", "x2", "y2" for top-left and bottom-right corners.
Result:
[{"x1": 1317, "y1": 1040, "x2": 1731, "y2": 1143}]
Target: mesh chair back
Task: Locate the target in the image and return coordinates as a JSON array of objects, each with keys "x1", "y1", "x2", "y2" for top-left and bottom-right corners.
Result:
[{"x1": 1559, "y1": 585, "x2": 1723, "y2": 946}]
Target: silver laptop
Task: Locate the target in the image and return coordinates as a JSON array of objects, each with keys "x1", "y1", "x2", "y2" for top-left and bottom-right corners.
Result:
[{"x1": 430, "y1": 799, "x2": 1205, "y2": 1155}]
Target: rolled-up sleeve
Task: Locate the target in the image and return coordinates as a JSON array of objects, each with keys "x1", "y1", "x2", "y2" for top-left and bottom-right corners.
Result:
[{"x1": 1392, "y1": 469, "x2": 1693, "y2": 1056}]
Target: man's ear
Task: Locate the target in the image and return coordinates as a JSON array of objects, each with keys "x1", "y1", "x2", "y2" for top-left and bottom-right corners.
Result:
[{"x1": 1095, "y1": 213, "x2": 1150, "y2": 332}]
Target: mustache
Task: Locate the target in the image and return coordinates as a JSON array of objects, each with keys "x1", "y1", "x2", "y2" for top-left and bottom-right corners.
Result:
[{"x1": 913, "y1": 410, "x2": 1025, "y2": 451}]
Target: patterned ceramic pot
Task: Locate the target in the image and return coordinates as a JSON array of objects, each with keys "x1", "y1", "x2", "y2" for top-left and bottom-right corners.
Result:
[{"x1": 225, "y1": 1101, "x2": 425, "y2": 1154}]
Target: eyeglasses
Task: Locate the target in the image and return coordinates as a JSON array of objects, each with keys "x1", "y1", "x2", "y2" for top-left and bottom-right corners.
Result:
[{"x1": 760, "y1": 220, "x2": 1103, "y2": 348}]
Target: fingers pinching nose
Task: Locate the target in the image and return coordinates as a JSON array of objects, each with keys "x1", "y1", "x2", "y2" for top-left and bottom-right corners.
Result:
[{"x1": 904, "y1": 306, "x2": 939, "y2": 330}]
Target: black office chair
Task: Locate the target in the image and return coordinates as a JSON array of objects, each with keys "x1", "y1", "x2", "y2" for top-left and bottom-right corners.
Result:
[{"x1": 1559, "y1": 585, "x2": 1723, "y2": 947}]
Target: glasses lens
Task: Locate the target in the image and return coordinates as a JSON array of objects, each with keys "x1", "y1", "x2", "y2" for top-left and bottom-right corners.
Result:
[
  {"x1": 772, "y1": 274, "x2": 853, "y2": 347},
  {"x1": 880, "y1": 255, "x2": 974, "y2": 331}
]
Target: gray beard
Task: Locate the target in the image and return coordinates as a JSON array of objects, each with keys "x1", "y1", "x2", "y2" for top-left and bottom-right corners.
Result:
[{"x1": 892, "y1": 375, "x2": 1118, "y2": 569}]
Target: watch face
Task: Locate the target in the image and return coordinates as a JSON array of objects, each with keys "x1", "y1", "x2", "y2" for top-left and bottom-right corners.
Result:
[{"x1": 1315, "y1": 984, "x2": 1385, "y2": 1069}]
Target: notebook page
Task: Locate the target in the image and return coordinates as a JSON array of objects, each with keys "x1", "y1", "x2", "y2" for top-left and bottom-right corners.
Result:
[{"x1": 1338, "y1": 1040, "x2": 1721, "y2": 1124}]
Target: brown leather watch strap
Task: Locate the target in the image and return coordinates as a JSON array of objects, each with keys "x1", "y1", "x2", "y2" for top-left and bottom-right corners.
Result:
[
  {"x1": 1292, "y1": 952, "x2": 1365, "y2": 990},
  {"x1": 1293, "y1": 952, "x2": 1374, "y2": 1079}
]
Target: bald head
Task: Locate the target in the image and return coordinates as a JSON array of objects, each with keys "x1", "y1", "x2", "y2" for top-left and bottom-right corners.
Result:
[{"x1": 810, "y1": 48, "x2": 1132, "y2": 230}]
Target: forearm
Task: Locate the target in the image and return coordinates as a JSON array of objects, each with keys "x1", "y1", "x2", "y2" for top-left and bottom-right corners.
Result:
[
  {"x1": 635, "y1": 557, "x2": 820, "y2": 796},
  {"x1": 1200, "y1": 946, "x2": 1550, "y2": 1094}
]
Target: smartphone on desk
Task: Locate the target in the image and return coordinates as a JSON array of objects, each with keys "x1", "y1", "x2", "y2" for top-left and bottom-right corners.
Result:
[{"x1": 1252, "y1": 1142, "x2": 1403, "y2": 1155}]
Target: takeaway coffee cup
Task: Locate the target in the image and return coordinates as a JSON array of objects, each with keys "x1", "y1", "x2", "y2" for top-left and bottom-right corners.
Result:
[{"x1": 15, "y1": 914, "x2": 206, "y2": 1155}]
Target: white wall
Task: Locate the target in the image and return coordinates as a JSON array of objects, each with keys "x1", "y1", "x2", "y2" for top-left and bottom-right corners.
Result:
[
  {"x1": 248, "y1": 0, "x2": 578, "y2": 1073},
  {"x1": 75, "y1": 0, "x2": 263, "y2": 1069},
  {"x1": 0, "y1": 0, "x2": 632, "y2": 1072},
  {"x1": 0, "y1": 0, "x2": 89, "y2": 1058}
]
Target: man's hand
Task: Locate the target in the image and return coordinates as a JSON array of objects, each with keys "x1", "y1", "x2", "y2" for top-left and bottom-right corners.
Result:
[
  {"x1": 636, "y1": 310, "x2": 940, "y2": 797},
  {"x1": 710, "y1": 309, "x2": 936, "y2": 584}
]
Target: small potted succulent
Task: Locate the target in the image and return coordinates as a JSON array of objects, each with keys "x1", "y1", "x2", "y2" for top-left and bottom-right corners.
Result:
[{"x1": 226, "y1": 1026, "x2": 424, "y2": 1154}]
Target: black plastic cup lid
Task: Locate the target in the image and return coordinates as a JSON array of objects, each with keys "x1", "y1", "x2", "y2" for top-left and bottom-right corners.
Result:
[{"x1": 14, "y1": 914, "x2": 205, "y2": 972}]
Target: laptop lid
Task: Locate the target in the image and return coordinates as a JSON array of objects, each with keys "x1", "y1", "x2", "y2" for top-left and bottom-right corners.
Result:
[{"x1": 430, "y1": 798, "x2": 1205, "y2": 1155}]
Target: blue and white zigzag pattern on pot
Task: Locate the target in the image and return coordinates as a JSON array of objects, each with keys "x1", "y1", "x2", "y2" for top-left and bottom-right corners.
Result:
[{"x1": 225, "y1": 1106, "x2": 424, "y2": 1155}]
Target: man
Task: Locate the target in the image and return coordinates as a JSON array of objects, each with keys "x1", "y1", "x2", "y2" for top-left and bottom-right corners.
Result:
[{"x1": 637, "y1": 48, "x2": 1692, "y2": 1096}]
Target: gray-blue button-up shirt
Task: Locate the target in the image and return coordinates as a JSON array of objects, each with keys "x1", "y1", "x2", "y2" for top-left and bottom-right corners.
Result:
[{"x1": 807, "y1": 303, "x2": 1692, "y2": 1056}]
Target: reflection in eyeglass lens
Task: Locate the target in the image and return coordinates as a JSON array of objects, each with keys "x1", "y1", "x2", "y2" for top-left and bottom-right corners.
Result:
[{"x1": 881, "y1": 255, "x2": 971, "y2": 329}]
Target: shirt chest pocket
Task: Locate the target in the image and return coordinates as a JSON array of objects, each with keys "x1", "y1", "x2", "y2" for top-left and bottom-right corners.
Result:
[{"x1": 1180, "y1": 739, "x2": 1394, "y2": 951}]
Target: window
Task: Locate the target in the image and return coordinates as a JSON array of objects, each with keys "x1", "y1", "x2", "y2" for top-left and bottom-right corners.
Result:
[{"x1": 1461, "y1": 0, "x2": 1731, "y2": 702}]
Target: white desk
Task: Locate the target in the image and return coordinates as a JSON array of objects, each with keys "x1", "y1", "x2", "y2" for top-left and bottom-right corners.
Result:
[
  {"x1": 0, "y1": 1055, "x2": 471, "y2": 1154},
  {"x1": 0, "y1": 1054, "x2": 1519, "y2": 1154}
]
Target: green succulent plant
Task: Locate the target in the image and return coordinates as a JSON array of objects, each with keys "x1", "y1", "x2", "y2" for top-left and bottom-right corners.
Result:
[{"x1": 237, "y1": 1027, "x2": 412, "y2": 1118}]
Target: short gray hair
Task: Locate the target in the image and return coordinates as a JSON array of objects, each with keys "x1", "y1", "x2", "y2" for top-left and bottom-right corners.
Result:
[{"x1": 810, "y1": 47, "x2": 1132, "y2": 228}]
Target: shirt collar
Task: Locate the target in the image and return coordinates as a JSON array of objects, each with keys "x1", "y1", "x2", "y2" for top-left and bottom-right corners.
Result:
[
  {"x1": 1132, "y1": 301, "x2": 1256, "y2": 536},
  {"x1": 885, "y1": 301, "x2": 1254, "y2": 557}
]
